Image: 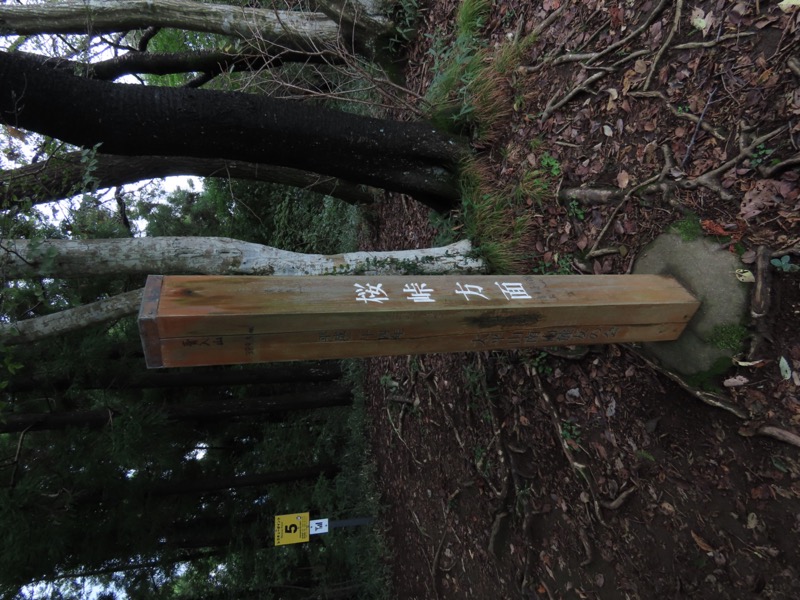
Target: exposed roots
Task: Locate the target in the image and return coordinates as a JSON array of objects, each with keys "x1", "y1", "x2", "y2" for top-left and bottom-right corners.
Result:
[
  {"x1": 532, "y1": 370, "x2": 606, "y2": 526},
  {"x1": 756, "y1": 426, "x2": 800, "y2": 449},
  {"x1": 642, "y1": 0, "x2": 683, "y2": 91},
  {"x1": 629, "y1": 90, "x2": 726, "y2": 140},
  {"x1": 628, "y1": 349, "x2": 749, "y2": 420},
  {"x1": 528, "y1": 0, "x2": 669, "y2": 119},
  {"x1": 679, "y1": 124, "x2": 788, "y2": 202}
]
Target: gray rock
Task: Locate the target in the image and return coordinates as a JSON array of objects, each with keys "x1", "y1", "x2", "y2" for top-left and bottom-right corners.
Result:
[{"x1": 632, "y1": 233, "x2": 749, "y2": 377}]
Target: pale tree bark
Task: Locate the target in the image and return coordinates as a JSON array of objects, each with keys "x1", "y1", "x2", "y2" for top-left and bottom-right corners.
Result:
[
  {"x1": 0, "y1": 152, "x2": 377, "y2": 207},
  {"x1": 0, "y1": 288, "x2": 143, "y2": 346},
  {"x1": 316, "y1": 0, "x2": 395, "y2": 53},
  {"x1": 0, "y1": 238, "x2": 485, "y2": 344},
  {"x1": 0, "y1": 237, "x2": 484, "y2": 279},
  {"x1": 0, "y1": 0, "x2": 393, "y2": 53}
]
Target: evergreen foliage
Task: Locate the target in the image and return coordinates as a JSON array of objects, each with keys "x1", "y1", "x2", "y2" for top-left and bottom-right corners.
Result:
[{"x1": 0, "y1": 1, "x2": 393, "y2": 596}]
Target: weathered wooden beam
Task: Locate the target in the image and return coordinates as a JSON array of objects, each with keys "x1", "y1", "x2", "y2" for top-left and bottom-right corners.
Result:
[{"x1": 139, "y1": 274, "x2": 699, "y2": 368}]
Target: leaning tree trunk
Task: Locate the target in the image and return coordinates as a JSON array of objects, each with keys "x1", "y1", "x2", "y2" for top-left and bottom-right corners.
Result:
[
  {"x1": 0, "y1": 288, "x2": 144, "y2": 346},
  {"x1": 0, "y1": 50, "x2": 465, "y2": 209},
  {"x1": 0, "y1": 0, "x2": 348, "y2": 52},
  {"x1": 0, "y1": 237, "x2": 484, "y2": 280},
  {"x1": 0, "y1": 237, "x2": 483, "y2": 343},
  {"x1": 0, "y1": 152, "x2": 377, "y2": 207}
]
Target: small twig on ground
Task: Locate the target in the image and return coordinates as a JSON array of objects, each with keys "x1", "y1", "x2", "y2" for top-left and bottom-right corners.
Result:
[
  {"x1": 788, "y1": 57, "x2": 800, "y2": 78},
  {"x1": 531, "y1": 1, "x2": 570, "y2": 38},
  {"x1": 587, "y1": 199, "x2": 627, "y2": 258},
  {"x1": 411, "y1": 510, "x2": 432, "y2": 540},
  {"x1": 626, "y1": 144, "x2": 674, "y2": 199},
  {"x1": 599, "y1": 486, "x2": 637, "y2": 510},
  {"x1": 757, "y1": 426, "x2": 800, "y2": 449},
  {"x1": 386, "y1": 406, "x2": 423, "y2": 467},
  {"x1": 442, "y1": 407, "x2": 466, "y2": 450},
  {"x1": 672, "y1": 32, "x2": 755, "y2": 50},
  {"x1": 388, "y1": 394, "x2": 415, "y2": 405},
  {"x1": 610, "y1": 49, "x2": 651, "y2": 68},
  {"x1": 629, "y1": 90, "x2": 726, "y2": 140},
  {"x1": 588, "y1": 0, "x2": 670, "y2": 65},
  {"x1": 642, "y1": 0, "x2": 683, "y2": 91},
  {"x1": 532, "y1": 370, "x2": 606, "y2": 525},
  {"x1": 751, "y1": 245, "x2": 772, "y2": 321},
  {"x1": 541, "y1": 69, "x2": 608, "y2": 121},
  {"x1": 515, "y1": 5, "x2": 580, "y2": 74},
  {"x1": 430, "y1": 488, "x2": 463, "y2": 582},
  {"x1": 682, "y1": 86, "x2": 718, "y2": 169},
  {"x1": 8, "y1": 426, "x2": 32, "y2": 488},
  {"x1": 578, "y1": 527, "x2": 593, "y2": 566},
  {"x1": 430, "y1": 528, "x2": 448, "y2": 578},
  {"x1": 586, "y1": 247, "x2": 621, "y2": 259}
]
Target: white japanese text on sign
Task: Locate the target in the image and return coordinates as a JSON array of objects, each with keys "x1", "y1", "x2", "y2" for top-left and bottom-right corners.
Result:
[{"x1": 355, "y1": 281, "x2": 536, "y2": 304}]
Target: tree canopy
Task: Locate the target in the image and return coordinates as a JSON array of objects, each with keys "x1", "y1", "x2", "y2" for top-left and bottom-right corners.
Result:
[{"x1": 0, "y1": 1, "x2": 447, "y2": 595}]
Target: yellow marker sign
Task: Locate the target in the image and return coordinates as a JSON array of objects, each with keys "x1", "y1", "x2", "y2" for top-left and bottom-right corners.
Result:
[{"x1": 274, "y1": 512, "x2": 310, "y2": 546}]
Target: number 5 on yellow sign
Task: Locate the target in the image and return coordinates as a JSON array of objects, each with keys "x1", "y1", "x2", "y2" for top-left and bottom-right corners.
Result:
[{"x1": 274, "y1": 512, "x2": 310, "y2": 546}]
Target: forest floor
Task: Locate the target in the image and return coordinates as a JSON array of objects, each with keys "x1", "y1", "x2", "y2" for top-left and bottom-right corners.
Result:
[{"x1": 360, "y1": 0, "x2": 800, "y2": 598}]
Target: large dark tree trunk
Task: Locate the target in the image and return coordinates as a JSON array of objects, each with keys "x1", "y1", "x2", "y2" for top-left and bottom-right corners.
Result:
[
  {"x1": 0, "y1": 385, "x2": 353, "y2": 433},
  {"x1": 0, "y1": 50, "x2": 466, "y2": 210},
  {"x1": 60, "y1": 466, "x2": 339, "y2": 518},
  {"x1": 0, "y1": 151, "x2": 376, "y2": 207},
  {"x1": 5, "y1": 361, "x2": 342, "y2": 393}
]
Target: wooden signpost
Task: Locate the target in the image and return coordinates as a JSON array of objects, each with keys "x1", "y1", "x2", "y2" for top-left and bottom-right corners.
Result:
[{"x1": 138, "y1": 274, "x2": 699, "y2": 368}]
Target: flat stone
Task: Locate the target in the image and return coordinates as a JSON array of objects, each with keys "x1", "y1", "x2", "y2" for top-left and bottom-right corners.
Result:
[{"x1": 632, "y1": 233, "x2": 749, "y2": 376}]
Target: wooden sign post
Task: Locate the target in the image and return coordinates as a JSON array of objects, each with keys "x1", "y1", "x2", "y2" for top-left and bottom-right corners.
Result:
[{"x1": 138, "y1": 274, "x2": 699, "y2": 368}]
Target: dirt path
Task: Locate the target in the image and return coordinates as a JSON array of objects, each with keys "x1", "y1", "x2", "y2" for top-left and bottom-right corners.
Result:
[{"x1": 362, "y1": 1, "x2": 800, "y2": 598}]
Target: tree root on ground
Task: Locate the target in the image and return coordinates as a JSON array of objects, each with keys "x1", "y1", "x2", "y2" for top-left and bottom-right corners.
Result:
[
  {"x1": 532, "y1": 370, "x2": 606, "y2": 526},
  {"x1": 629, "y1": 90, "x2": 727, "y2": 141},
  {"x1": 578, "y1": 526, "x2": 593, "y2": 566},
  {"x1": 672, "y1": 32, "x2": 755, "y2": 50},
  {"x1": 752, "y1": 426, "x2": 800, "y2": 449},
  {"x1": 759, "y1": 153, "x2": 800, "y2": 178},
  {"x1": 385, "y1": 405, "x2": 423, "y2": 467},
  {"x1": 627, "y1": 349, "x2": 800, "y2": 449},
  {"x1": 681, "y1": 123, "x2": 788, "y2": 202},
  {"x1": 642, "y1": 0, "x2": 683, "y2": 91},
  {"x1": 629, "y1": 349, "x2": 748, "y2": 419},
  {"x1": 586, "y1": 199, "x2": 627, "y2": 259},
  {"x1": 560, "y1": 122, "x2": 788, "y2": 221},
  {"x1": 523, "y1": 0, "x2": 668, "y2": 119},
  {"x1": 529, "y1": 1, "x2": 569, "y2": 38}
]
